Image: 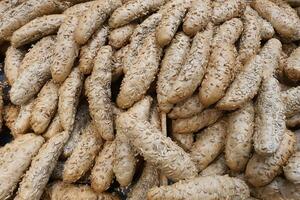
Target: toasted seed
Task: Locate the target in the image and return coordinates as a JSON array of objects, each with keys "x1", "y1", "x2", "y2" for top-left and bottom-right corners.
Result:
[
  {"x1": 200, "y1": 155, "x2": 228, "y2": 176},
  {"x1": 122, "y1": 13, "x2": 162, "y2": 74},
  {"x1": 0, "y1": 0, "x2": 65, "y2": 40},
  {"x1": 147, "y1": 175, "x2": 250, "y2": 200},
  {"x1": 58, "y1": 67, "x2": 83, "y2": 131},
  {"x1": 3, "y1": 104, "x2": 20, "y2": 137},
  {"x1": 78, "y1": 26, "x2": 108, "y2": 75},
  {"x1": 75, "y1": 0, "x2": 121, "y2": 45},
  {"x1": 282, "y1": 86, "x2": 300, "y2": 118},
  {"x1": 30, "y1": 80, "x2": 59, "y2": 134},
  {"x1": 127, "y1": 163, "x2": 159, "y2": 200},
  {"x1": 108, "y1": 0, "x2": 165, "y2": 28},
  {"x1": 171, "y1": 132, "x2": 193, "y2": 151},
  {"x1": 0, "y1": 134, "x2": 44, "y2": 200},
  {"x1": 62, "y1": 103, "x2": 90, "y2": 158},
  {"x1": 248, "y1": 6, "x2": 274, "y2": 40},
  {"x1": 249, "y1": 177, "x2": 285, "y2": 200},
  {"x1": 225, "y1": 102, "x2": 254, "y2": 172},
  {"x1": 285, "y1": 47, "x2": 300, "y2": 81},
  {"x1": 172, "y1": 108, "x2": 223, "y2": 134},
  {"x1": 91, "y1": 141, "x2": 116, "y2": 193},
  {"x1": 116, "y1": 110, "x2": 197, "y2": 181},
  {"x1": 246, "y1": 130, "x2": 296, "y2": 187},
  {"x1": 252, "y1": 0, "x2": 300, "y2": 40},
  {"x1": 51, "y1": 15, "x2": 80, "y2": 83},
  {"x1": 183, "y1": 0, "x2": 212, "y2": 36},
  {"x1": 63, "y1": 1, "x2": 93, "y2": 16},
  {"x1": 4, "y1": 46, "x2": 25, "y2": 86},
  {"x1": 109, "y1": 23, "x2": 136, "y2": 49},
  {"x1": 211, "y1": 0, "x2": 246, "y2": 24},
  {"x1": 217, "y1": 38, "x2": 282, "y2": 110},
  {"x1": 10, "y1": 36, "x2": 56, "y2": 105},
  {"x1": 212, "y1": 18, "x2": 243, "y2": 48},
  {"x1": 43, "y1": 112, "x2": 63, "y2": 140},
  {"x1": 238, "y1": 6, "x2": 261, "y2": 64},
  {"x1": 0, "y1": 0, "x2": 26, "y2": 14},
  {"x1": 284, "y1": 151, "x2": 300, "y2": 184},
  {"x1": 168, "y1": 94, "x2": 204, "y2": 119},
  {"x1": 156, "y1": 32, "x2": 191, "y2": 113},
  {"x1": 254, "y1": 76, "x2": 285, "y2": 156},
  {"x1": 46, "y1": 182, "x2": 97, "y2": 200},
  {"x1": 63, "y1": 123, "x2": 102, "y2": 183},
  {"x1": 111, "y1": 45, "x2": 129, "y2": 82},
  {"x1": 199, "y1": 43, "x2": 237, "y2": 107},
  {"x1": 114, "y1": 97, "x2": 152, "y2": 187},
  {"x1": 156, "y1": 0, "x2": 191, "y2": 47},
  {"x1": 117, "y1": 32, "x2": 162, "y2": 109},
  {"x1": 167, "y1": 25, "x2": 213, "y2": 104},
  {"x1": 11, "y1": 14, "x2": 65, "y2": 48},
  {"x1": 13, "y1": 99, "x2": 34, "y2": 135},
  {"x1": 15, "y1": 131, "x2": 69, "y2": 200},
  {"x1": 46, "y1": 182, "x2": 120, "y2": 200},
  {"x1": 190, "y1": 120, "x2": 227, "y2": 172},
  {"x1": 85, "y1": 46, "x2": 114, "y2": 141}
]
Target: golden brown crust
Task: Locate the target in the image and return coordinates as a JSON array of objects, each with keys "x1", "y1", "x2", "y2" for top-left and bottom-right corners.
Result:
[
  {"x1": 122, "y1": 13, "x2": 161, "y2": 74},
  {"x1": 200, "y1": 154, "x2": 228, "y2": 176},
  {"x1": 238, "y1": 6, "x2": 261, "y2": 64},
  {"x1": 285, "y1": 47, "x2": 300, "y2": 81},
  {"x1": 12, "y1": 99, "x2": 34, "y2": 135},
  {"x1": 62, "y1": 103, "x2": 90, "y2": 158},
  {"x1": 3, "y1": 104, "x2": 20, "y2": 137},
  {"x1": 113, "y1": 97, "x2": 152, "y2": 187},
  {"x1": 43, "y1": 112, "x2": 63, "y2": 140},
  {"x1": 282, "y1": 86, "x2": 300, "y2": 118},
  {"x1": 212, "y1": 18, "x2": 243, "y2": 48}
]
